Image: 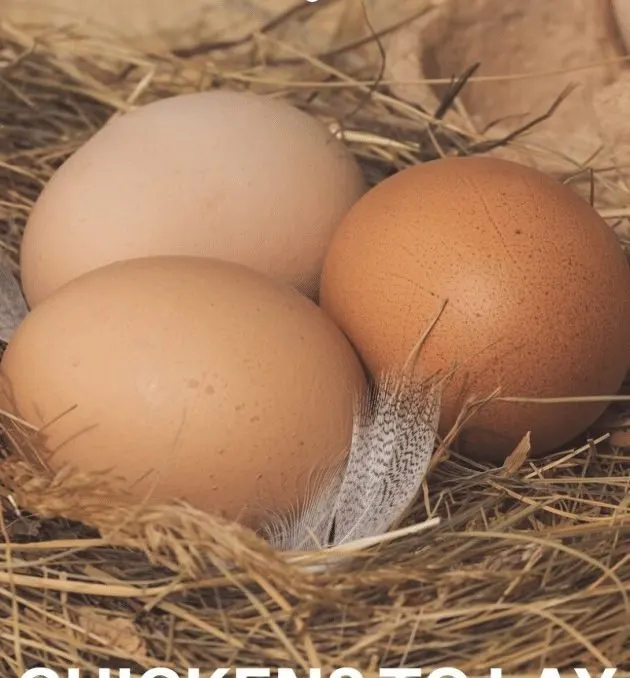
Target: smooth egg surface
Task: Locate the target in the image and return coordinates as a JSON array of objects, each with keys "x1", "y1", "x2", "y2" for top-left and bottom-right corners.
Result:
[
  {"x1": 1, "y1": 256, "x2": 365, "y2": 526},
  {"x1": 20, "y1": 90, "x2": 367, "y2": 306},
  {"x1": 320, "y1": 156, "x2": 630, "y2": 460}
]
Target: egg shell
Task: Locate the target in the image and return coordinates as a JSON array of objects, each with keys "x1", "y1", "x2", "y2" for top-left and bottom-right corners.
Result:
[
  {"x1": 19, "y1": 90, "x2": 367, "y2": 307},
  {"x1": 612, "y1": 0, "x2": 630, "y2": 53},
  {"x1": 320, "y1": 156, "x2": 630, "y2": 460},
  {"x1": 0, "y1": 256, "x2": 365, "y2": 526}
]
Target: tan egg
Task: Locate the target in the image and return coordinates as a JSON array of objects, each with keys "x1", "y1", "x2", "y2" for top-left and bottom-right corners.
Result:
[
  {"x1": 612, "y1": 0, "x2": 630, "y2": 52},
  {"x1": 320, "y1": 156, "x2": 630, "y2": 461},
  {"x1": 0, "y1": 256, "x2": 365, "y2": 527},
  {"x1": 20, "y1": 90, "x2": 367, "y2": 306}
]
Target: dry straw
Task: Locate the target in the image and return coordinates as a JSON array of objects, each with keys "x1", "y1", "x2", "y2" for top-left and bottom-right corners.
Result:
[{"x1": 1, "y1": 2, "x2": 630, "y2": 675}]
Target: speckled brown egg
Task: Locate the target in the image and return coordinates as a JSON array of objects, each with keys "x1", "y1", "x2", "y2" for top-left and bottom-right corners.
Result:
[
  {"x1": 320, "y1": 156, "x2": 630, "y2": 460},
  {"x1": 0, "y1": 256, "x2": 365, "y2": 526},
  {"x1": 20, "y1": 90, "x2": 367, "y2": 307}
]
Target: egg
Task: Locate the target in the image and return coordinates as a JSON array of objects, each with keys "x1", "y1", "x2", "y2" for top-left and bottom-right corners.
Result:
[
  {"x1": 612, "y1": 0, "x2": 630, "y2": 53},
  {"x1": 320, "y1": 156, "x2": 630, "y2": 461},
  {"x1": 0, "y1": 256, "x2": 365, "y2": 526},
  {"x1": 19, "y1": 90, "x2": 367, "y2": 307}
]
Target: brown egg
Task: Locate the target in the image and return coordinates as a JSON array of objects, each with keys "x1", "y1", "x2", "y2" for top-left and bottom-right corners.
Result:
[
  {"x1": 20, "y1": 90, "x2": 366, "y2": 307},
  {"x1": 320, "y1": 156, "x2": 630, "y2": 460},
  {"x1": 0, "y1": 256, "x2": 365, "y2": 526}
]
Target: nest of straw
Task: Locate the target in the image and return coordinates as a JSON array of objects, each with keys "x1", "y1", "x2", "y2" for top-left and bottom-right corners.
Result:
[{"x1": 1, "y1": 6, "x2": 630, "y2": 675}]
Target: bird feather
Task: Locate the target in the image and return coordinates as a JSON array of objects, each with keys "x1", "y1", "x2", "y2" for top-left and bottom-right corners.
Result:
[
  {"x1": 0, "y1": 259, "x2": 28, "y2": 343},
  {"x1": 329, "y1": 371, "x2": 440, "y2": 545},
  {"x1": 263, "y1": 369, "x2": 441, "y2": 551}
]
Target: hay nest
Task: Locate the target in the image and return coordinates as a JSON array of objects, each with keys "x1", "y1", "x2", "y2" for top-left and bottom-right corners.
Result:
[{"x1": 1, "y1": 5, "x2": 630, "y2": 675}]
